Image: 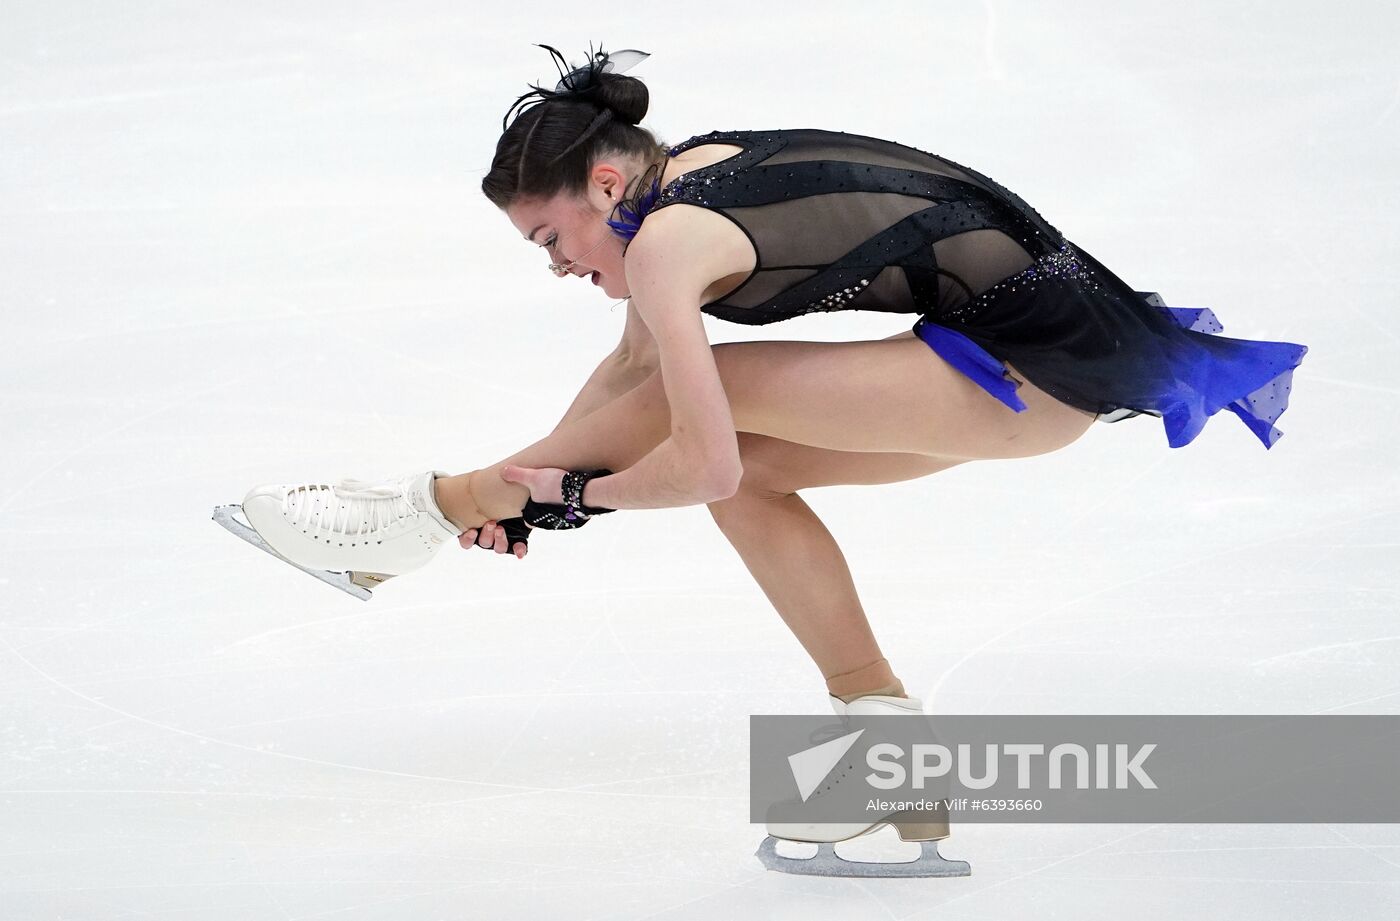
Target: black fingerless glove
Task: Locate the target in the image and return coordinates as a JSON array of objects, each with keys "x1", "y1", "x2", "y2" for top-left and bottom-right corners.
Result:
[
  {"x1": 521, "y1": 468, "x2": 617, "y2": 531},
  {"x1": 490, "y1": 516, "x2": 534, "y2": 551}
]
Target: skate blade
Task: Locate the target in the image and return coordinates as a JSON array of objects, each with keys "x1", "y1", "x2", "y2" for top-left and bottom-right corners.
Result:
[
  {"x1": 755, "y1": 836, "x2": 971, "y2": 878},
  {"x1": 211, "y1": 504, "x2": 380, "y2": 601}
]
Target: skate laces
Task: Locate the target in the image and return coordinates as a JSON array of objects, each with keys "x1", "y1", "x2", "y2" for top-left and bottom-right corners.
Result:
[{"x1": 287, "y1": 478, "x2": 418, "y2": 538}]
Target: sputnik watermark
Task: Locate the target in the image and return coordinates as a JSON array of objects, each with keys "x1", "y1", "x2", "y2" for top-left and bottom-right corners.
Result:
[
  {"x1": 789, "y1": 731, "x2": 1155, "y2": 798},
  {"x1": 862, "y1": 742, "x2": 1157, "y2": 789},
  {"x1": 751, "y1": 715, "x2": 1400, "y2": 823}
]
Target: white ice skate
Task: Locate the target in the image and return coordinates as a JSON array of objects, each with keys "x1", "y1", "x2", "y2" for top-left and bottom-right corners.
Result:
[
  {"x1": 756, "y1": 693, "x2": 971, "y2": 878},
  {"x1": 212, "y1": 469, "x2": 462, "y2": 600}
]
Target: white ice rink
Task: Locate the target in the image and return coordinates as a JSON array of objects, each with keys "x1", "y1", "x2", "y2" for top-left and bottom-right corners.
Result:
[{"x1": 3, "y1": 1, "x2": 1398, "y2": 917}]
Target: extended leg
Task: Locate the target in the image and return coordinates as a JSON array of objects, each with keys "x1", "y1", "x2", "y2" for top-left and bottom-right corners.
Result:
[
  {"x1": 438, "y1": 335, "x2": 1095, "y2": 528},
  {"x1": 707, "y1": 432, "x2": 962, "y2": 682}
]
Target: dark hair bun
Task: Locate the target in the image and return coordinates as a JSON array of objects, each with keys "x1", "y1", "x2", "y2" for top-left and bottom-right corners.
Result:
[{"x1": 594, "y1": 72, "x2": 649, "y2": 126}]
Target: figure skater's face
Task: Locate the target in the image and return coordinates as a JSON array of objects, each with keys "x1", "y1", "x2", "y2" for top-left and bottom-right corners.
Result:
[{"x1": 506, "y1": 159, "x2": 634, "y2": 299}]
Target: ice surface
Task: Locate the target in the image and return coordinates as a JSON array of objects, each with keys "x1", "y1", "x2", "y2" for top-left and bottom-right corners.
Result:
[{"x1": 3, "y1": 1, "x2": 1398, "y2": 917}]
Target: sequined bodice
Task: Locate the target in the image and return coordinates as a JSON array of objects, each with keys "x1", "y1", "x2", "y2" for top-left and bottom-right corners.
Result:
[
  {"x1": 622, "y1": 129, "x2": 1310, "y2": 457},
  {"x1": 640, "y1": 128, "x2": 1075, "y2": 326}
]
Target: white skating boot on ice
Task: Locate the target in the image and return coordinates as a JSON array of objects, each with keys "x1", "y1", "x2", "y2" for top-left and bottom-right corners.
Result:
[
  {"x1": 212, "y1": 469, "x2": 462, "y2": 600},
  {"x1": 756, "y1": 693, "x2": 971, "y2": 878}
]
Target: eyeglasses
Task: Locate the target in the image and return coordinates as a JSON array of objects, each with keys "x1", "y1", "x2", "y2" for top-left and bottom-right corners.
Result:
[{"x1": 547, "y1": 225, "x2": 613, "y2": 277}]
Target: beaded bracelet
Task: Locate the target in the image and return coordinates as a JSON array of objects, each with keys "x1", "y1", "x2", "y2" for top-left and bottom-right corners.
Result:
[
  {"x1": 520, "y1": 468, "x2": 617, "y2": 531},
  {"x1": 561, "y1": 469, "x2": 616, "y2": 521}
]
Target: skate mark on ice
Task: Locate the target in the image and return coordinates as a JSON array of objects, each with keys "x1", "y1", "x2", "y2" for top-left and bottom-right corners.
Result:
[{"x1": 925, "y1": 508, "x2": 1395, "y2": 709}]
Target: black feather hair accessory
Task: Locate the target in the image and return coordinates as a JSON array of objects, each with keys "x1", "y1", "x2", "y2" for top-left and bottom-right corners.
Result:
[{"x1": 500, "y1": 42, "x2": 651, "y2": 132}]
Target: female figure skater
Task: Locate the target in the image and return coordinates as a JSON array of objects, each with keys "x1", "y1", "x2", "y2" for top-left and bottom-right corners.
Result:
[{"x1": 213, "y1": 45, "x2": 1307, "y2": 877}]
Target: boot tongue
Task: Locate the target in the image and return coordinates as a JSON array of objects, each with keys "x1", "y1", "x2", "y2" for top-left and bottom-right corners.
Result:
[
  {"x1": 405, "y1": 470, "x2": 459, "y2": 535},
  {"x1": 334, "y1": 479, "x2": 398, "y2": 498},
  {"x1": 402, "y1": 472, "x2": 431, "y2": 512}
]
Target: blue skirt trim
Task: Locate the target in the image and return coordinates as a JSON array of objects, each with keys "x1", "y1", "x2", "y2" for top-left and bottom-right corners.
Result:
[
  {"x1": 912, "y1": 290, "x2": 1308, "y2": 450},
  {"x1": 912, "y1": 316, "x2": 1029, "y2": 413}
]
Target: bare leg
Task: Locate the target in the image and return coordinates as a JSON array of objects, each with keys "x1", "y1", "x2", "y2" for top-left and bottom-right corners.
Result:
[
  {"x1": 438, "y1": 331, "x2": 1067, "y2": 694},
  {"x1": 708, "y1": 432, "x2": 962, "y2": 682},
  {"x1": 434, "y1": 365, "x2": 674, "y2": 527},
  {"x1": 436, "y1": 335, "x2": 1095, "y2": 529}
]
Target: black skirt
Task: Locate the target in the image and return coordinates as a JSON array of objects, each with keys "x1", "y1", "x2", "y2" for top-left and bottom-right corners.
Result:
[{"x1": 910, "y1": 239, "x2": 1308, "y2": 449}]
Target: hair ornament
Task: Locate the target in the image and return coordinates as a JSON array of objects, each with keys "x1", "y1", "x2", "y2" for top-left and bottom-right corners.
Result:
[{"x1": 501, "y1": 42, "x2": 651, "y2": 131}]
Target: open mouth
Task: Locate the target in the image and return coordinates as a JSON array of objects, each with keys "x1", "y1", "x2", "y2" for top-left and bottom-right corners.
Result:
[{"x1": 590, "y1": 271, "x2": 600, "y2": 286}]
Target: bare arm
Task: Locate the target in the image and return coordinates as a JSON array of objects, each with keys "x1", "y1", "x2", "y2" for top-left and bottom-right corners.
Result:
[
  {"x1": 581, "y1": 216, "x2": 744, "y2": 509},
  {"x1": 461, "y1": 302, "x2": 656, "y2": 554},
  {"x1": 459, "y1": 229, "x2": 739, "y2": 535}
]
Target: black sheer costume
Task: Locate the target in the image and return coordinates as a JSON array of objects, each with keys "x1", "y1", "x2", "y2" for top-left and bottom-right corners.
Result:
[{"x1": 621, "y1": 129, "x2": 1306, "y2": 449}]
